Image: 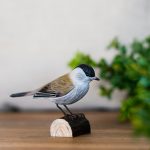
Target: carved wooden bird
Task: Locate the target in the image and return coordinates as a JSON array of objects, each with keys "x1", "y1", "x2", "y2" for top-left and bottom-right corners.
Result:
[{"x1": 10, "y1": 64, "x2": 100, "y2": 115}]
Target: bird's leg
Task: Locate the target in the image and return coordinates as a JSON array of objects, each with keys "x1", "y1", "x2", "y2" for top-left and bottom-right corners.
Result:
[
  {"x1": 56, "y1": 104, "x2": 67, "y2": 116},
  {"x1": 63, "y1": 105, "x2": 73, "y2": 115}
]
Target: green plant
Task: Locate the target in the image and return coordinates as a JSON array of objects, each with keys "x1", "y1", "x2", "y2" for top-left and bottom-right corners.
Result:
[{"x1": 68, "y1": 36, "x2": 150, "y2": 138}]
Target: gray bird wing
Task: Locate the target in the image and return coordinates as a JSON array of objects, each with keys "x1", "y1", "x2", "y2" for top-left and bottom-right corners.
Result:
[{"x1": 33, "y1": 74, "x2": 74, "y2": 98}]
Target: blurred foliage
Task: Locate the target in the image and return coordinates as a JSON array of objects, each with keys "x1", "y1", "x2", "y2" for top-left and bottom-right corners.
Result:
[{"x1": 68, "y1": 36, "x2": 150, "y2": 139}]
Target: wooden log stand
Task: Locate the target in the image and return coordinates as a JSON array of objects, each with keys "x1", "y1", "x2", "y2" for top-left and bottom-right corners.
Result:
[{"x1": 50, "y1": 113, "x2": 91, "y2": 137}]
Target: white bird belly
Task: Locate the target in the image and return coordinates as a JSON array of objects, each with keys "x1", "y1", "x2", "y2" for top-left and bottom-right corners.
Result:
[{"x1": 52, "y1": 84, "x2": 89, "y2": 105}]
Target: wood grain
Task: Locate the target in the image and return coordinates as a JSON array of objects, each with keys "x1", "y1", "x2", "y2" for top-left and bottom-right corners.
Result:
[
  {"x1": 50, "y1": 118, "x2": 73, "y2": 137},
  {"x1": 0, "y1": 111, "x2": 149, "y2": 150}
]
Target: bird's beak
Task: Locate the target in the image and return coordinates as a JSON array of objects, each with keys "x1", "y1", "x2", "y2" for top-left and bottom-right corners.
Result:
[
  {"x1": 91, "y1": 77, "x2": 100, "y2": 81},
  {"x1": 94, "y1": 77, "x2": 100, "y2": 81}
]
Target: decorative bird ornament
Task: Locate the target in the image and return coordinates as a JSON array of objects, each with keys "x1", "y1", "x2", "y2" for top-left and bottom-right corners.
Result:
[{"x1": 10, "y1": 64, "x2": 100, "y2": 115}]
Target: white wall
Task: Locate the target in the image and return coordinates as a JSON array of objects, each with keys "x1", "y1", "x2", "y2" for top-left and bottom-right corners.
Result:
[{"x1": 0, "y1": 0, "x2": 149, "y2": 110}]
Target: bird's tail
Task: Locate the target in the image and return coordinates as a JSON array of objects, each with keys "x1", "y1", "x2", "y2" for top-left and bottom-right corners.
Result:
[{"x1": 10, "y1": 91, "x2": 34, "y2": 98}]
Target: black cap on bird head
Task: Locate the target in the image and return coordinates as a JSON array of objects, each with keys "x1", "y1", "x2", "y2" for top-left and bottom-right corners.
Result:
[{"x1": 76, "y1": 64, "x2": 95, "y2": 77}]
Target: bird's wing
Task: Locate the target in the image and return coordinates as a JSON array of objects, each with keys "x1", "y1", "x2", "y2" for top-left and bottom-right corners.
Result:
[{"x1": 34, "y1": 74, "x2": 74, "y2": 98}]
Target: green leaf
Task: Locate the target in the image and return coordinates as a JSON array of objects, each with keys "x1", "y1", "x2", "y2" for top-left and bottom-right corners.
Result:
[
  {"x1": 131, "y1": 40, "x2": 143, "y2": 54},
  {"x1": 99, "y1": 86, "x2": 113, "y2": 99},
  {"x1": 68, "y1": 51, "x2": 97, "y2": 69},
  {"x1": 107, "y1": 38, "x2": 127, "y2": 54},
  {"x1": 107, "y1": 37, "x2": 120, "y2": 49},
  {"x1": 138, "y1": 77, "x2": 150, "y2": 88}
]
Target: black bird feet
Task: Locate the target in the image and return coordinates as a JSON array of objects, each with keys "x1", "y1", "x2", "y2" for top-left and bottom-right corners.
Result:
[{"x1": 56, "y1": 104, "x2": 85, "y2": 120}]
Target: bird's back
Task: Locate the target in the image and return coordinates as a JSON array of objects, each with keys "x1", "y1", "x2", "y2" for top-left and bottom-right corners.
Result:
[{"x1": 34, "y1": 74, "x2": 74, "y2": 98}]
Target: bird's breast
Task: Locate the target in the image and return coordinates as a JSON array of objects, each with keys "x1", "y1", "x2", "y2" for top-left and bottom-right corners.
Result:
[
  {"x1": 54, "y1": 83, "x2": 89, "y2": 105},
  {"x1": 63, "y1": 83, "x2": 89, "y2": 104}
]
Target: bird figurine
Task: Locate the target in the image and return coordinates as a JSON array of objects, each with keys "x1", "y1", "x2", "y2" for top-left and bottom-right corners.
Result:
[{"x1": 10, "y1": 64, "x2": 100, "y2": 115}]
